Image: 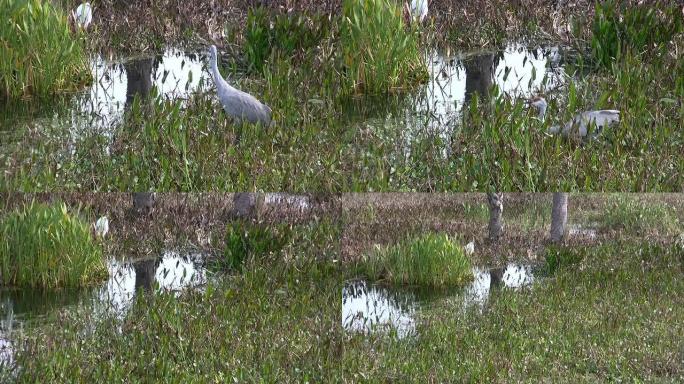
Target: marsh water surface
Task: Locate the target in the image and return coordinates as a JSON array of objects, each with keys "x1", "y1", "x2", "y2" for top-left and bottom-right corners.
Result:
[
  {"x1": 342, "y1": 263, "x2": 542, "y2": 338},
  {"x1": 1, "y1": 43, "x2": 572, "y2": 189},
  {"x1": 0, "y1": 251, "x2": 210, "y2": 366}
]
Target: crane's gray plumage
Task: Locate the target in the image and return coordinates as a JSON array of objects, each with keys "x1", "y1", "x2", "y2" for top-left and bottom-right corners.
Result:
[
  {"x1": 208, "y1": 45, "x2": 272, "y2": 126},
  {"x1": 530, "y1": 97, "x2": 620, "y2": 139},
  {"x1": 549, "y1": 109, "x2": 620, "y2": 138}
]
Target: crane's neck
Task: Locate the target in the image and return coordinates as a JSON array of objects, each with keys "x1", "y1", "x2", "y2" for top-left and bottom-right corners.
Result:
[
  {"x1": 210, "y1": 54, "x2": 229, "y2": 89},
  {"x1": 537, "y1": 104, "x2": 547, "y2": 120}
]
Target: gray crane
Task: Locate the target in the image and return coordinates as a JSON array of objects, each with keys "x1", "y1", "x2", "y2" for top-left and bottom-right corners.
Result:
[
  {"x1": 529, "y1": 96, "x2": 620, "y2": 139},
  {"x1": 208, "y1": 45, "x2": 272, "y2": 126}
]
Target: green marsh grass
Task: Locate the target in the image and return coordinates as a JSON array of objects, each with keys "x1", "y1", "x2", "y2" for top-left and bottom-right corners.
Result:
[
  {"x1": 0, "y1": 202, "x2": 107, "y2": 289},
  {"x1": 9, "y1": 241, "x2": 684, "y2": 382},
  {"x1": 595, "y1": 195, "x2": 681, "y2": 236},
  {"x1": 544, "y1": 244, "x2": 586, "y2": 274},
  {"x1": 217, "y1": 220, "x2": 291, "y2": 271},
  {"x1": 244, "y1": 7, "x2": 332, "y2": 75},
  {"x1": 0, "y1": 0, "x2": 91, "y2": 99},
  {"x1": 357, "y1": 232, "x2": 472, "y2": 287},
  {"x1": 592, "y1": 0, "x2": 682, "y2": 70},
  {"x1": 340, "y1": 0, "x2": 427, "y2": 94}
]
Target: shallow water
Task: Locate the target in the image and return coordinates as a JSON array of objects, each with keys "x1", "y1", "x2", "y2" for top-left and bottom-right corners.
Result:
[
  {"x1": 342, "y1": 263, "x2": 540, "y2": 338},
  {"x1": 78, "y1": 48, "x2": 211, "y2": 130},
  {"x1": 0, "y1": 43, "x2": 571, "y2": 180},
  {"x1": 1, "y1": 47, "x2": 211, "y2": 135},
  {"x1": 342, "y1": 43, "x2": 569, "y2": 158},
  {"x1": 0, "y1": 250, "x2": 209, "y2": 367}
]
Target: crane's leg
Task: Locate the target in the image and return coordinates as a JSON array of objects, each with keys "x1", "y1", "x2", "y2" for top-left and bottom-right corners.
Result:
[{"x1": 232, "y1": 122, "x2": 243, "y2": 146}]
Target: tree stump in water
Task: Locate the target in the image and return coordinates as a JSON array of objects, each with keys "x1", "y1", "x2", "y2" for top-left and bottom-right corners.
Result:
[
  {"x1": 132, "y1": 192, "x2": 156, "y2": 216},
  {"x1": 487, "y1": 193, "x2": 504, "y2": 242},
  {"x1": 232, "y1": 193, "x2": 265, "y2": 219},
  {"x1": 550, "y1": 193, "x2": 568, "y2": 243}
]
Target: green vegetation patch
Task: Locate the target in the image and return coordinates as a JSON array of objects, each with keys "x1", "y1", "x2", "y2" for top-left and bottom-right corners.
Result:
[
  {"x1": 244, "y1": 7, "x2": 332, "y2": 74},
  {"x1": 341, "y1": 0, "x2": 427, "y2": 94},
  {"x1": 0, "y1": 0, "x2": 91, "y2": 99},
  {"x1": 592, "y1": 0, "x2": 683, "y2": 69},
  {"x1": 545, "y1": 244, "x2": 586, "y2": 274},
  {"x1": 217, "y1": 220, "x2": 292, "y2": 271},
  {"x1": 357, "y1": 232, "x2": 473, "y2": 287},
  {"x1": 0, "y1": 202, "x2": 107, "y2": 289},
  {"x1": 10, "y1": 242, "x2": 684, "y2": 382},
  {"x1": 596, "y1": 196, "x2": 681, "y2": 236}
]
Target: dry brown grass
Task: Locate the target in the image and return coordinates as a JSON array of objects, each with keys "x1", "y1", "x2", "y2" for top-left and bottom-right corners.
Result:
[
  {"x1": 3, "y1": 192, "x2": 680, "y2": 267},
  {"x1": 1, "y1": 193, "x2": 341, "y2": 259},
  {"x1": 341, "y1": 193, "x2": 684, "y2": 265},
  {"x1": 81, "y1": 0, "x2": 599, "y2": 53}
]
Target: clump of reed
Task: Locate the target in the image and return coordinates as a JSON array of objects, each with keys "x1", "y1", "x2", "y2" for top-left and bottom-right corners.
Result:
[
  {"x1": 340, "y1": 0, "x2": 427, "y2": 94},
  {"x1": 244, "y1": 7, "x2": 332, "y2": 74},
  {"x1": 0, "y1": 0, "x2": 91, "y2": 99},
  {"x1": 0, "y1": 202, "x2": 107, "y2": 289},
  {"x1": 545, "y1": 244, "x2": 586, "y2": 274},
  {"x1": 357, "y1": 232, "x2": 472, "y2": 287}
]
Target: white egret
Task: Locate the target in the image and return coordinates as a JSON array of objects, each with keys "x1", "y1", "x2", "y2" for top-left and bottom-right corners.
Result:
[
  {"x1": 72, "y1": 2, "x2": 93, "y2": 30},
  {"x1": 207, "y1": 45, "x2": 272, "y2": 126},
  {"x1": 410, "y1": 0, "x2": 428, "y2": 23},
  {"x1": 464, "y1": 241, "x2": 475, "y2": 256},
  {"x1": 94, "y1": 216, "x2": 109, "y2": 238},
  {"x1": 529, "y1": 96, "x2": 620, "y2": 139}
]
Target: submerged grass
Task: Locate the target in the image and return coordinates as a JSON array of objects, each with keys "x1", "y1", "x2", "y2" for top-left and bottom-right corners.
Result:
[
  {"x1": 0, "y1": 0, "x2": 91, "y2": 99},
  {"x1": 0, "y1": 202, "x2": 107, "y2": 289},
  {"x1": 356, "y1": 232, "x2": 472, "y2": 287},
  {"x1": 8, "y1": 240, "x2": 683, "y2": 382}
]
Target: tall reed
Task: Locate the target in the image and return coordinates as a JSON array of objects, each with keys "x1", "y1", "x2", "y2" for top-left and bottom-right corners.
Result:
[
  {"x1": 358, "y1": 232, "x2": 473, "y2": 287},
  {"x1": 592, "y1": 0, "x2": 682, "y2": 69},
  {"x1": 218, "y1": 220, "x2": 291, "y2": 271},
  {"x1": 244, "y1": 7, "x2": 331, "y2": 74},
  {"x1": 0, "y1": 202, "x2": 107, "y2": 288},
  {"x1": 0, "y1": 0, "x2": 91, "y2": 99},
  {"x1": 340, "y1": 0, "x2": 427, "y2": 94}
]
